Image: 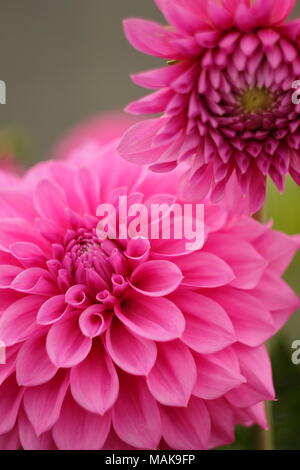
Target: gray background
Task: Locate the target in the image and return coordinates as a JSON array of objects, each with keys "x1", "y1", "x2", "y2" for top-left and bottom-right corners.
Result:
[
  {"x1": 0, "y1": 0, "x2": 165, "y2": 161},
  {"x1": 1, "y1": 0, "x2": 299, "y2": 162}
]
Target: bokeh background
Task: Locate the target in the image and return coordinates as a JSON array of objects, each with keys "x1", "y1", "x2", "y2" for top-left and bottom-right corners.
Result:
[{"x1": 0, "y1": 0, "x2": 299, "y2": 450}]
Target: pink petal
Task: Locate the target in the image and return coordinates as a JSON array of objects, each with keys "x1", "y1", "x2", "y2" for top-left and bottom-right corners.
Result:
[
  {"x1": 0, "y1": 374, "x2": 24, "y2": 434},
  {"x1": 70, "y1": 341, "x2": 119, "y2": 415},
  {"x1": 112, "y1": 373, "x2": 161, "y2": 449},
  {"x1": 33, "y1": 179, "x2": 67, "y2": 226},
  {"x1": 115, "y1": 292, "x2": 185, "y2": 341},
  {"x1": 226, "y1": 344, "x2": 275, "y2": 408},
  {"x1": 171, "y1": 291, "x2": 236, "y2": 354},
  {"x1": 19, "y1": 412, "x2": 56, "y2": 450},
  {"x1": 210, "y1": 287, "x2": 275, "y2": 346},
  {"x1": 147, "y1": 340, "x2": 196, "y2": 406},
  {"x1": 103, "y1": 429, "x2": 136, "y2": 450},
  {"x1": 160, "y1": 397, "x2": 211, "y2": 450},
  {"x1": 16, "y1": 333, "x2": 58, "y2": 386},
  {"x1": 254, "y1": 230, "x2": 300, "y2": 275},
  {"x1": 106, "y1": 318, "x2": 157, "y2": 375},
  {"x1": 193, "y1": 348, "x2": 245, "y2": 400},
  {"x1": 205, "y1": 233, "x2": 267, "y2": 289},
  {"x1": 123, "y1": 18, "x2": 179, "y2": 58},
  {"x1": 0, "y1": 265, "x2": 22, "y2": 288},
  {"x1": 46, "y1": 316, "x2": 92, "y2": 368},
  {"x1": 118, "y1": 119, "x2": 166, "y2": 164},
  {"x1": 9, "y1": 242, "x2": 46, "y2": 268},
  {"x1": 52, "y1": 392, "x2": 111, "y2": 450},
  {"x1": 0, "y1": 218, "x2": 45, "y2": 252},
  {"x1": 79, "y1": 304, "x2": 108, "y2": 338},
  {"x1": 11, "y1": 267, "x2": 58, "y2": 296},
  {"x1": 23, "y1": 370, "x2": 69, "y2": 436},
  {"x1": 37, "y1": 295, "x2": 67, "y2": 325},
  {"x1": 251, "y1": 271, "x2": 300, "y2": 330},
  {"x1": 206, "y1": 398, "x2": 235, "y2": 449},
  {"x1": 173, "y1": 252, "x2": 235, "y2": 288},
  {"x1": 129, "y1": 260, "x2": 183, "y2": 297},
  {"x1": 0, "y1": 345, "x2": 19, "y2": 386},
  {"x1": 0, "y1": 425, "x2": 20, "y2": 450},
  {"x1": 0, "y1": 296, "x2": 44, "y2": 346}
]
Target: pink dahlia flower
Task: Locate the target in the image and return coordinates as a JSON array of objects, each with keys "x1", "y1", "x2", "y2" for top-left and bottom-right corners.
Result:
[
  {"x1": 0, "y1": 139, "x2": 299, "y2": 450},
  {"x1": 119, "y1": 0, "x2": 300, "y2": 212}
]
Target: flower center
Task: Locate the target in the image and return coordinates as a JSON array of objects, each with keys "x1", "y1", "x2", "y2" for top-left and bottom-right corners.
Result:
[{"x1": 240, "y1": 87, "x2": 273, "y2": 113}]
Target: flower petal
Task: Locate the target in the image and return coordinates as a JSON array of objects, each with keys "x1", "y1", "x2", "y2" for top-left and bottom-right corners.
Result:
[
  {"x1": 209, "y1": 287, "x2": 275, "y2": 346},
  {"x1": 37, "y1": 295, "x2": 67, "y2": 325},
  {"x1": 0, "y1": 374, "x2": 24, "y2": 434},
  {"x1": 171, "y1": 291, "x2": 236, "y2": 354},
  {"x1": 193, "y1": 348, "x2": 245, "y2": 400},
  {"x1": 115, "y1": 293, "x2": 185, "y2": 341},
  {"x1": 160, "y1": 397, "x2": 211, "y2": 450},
  {"x1": 16, "y1": 333, "x2": 58, "y2": 386},
  {"x1": 0, "y1": 296, "x2": 44, "y2": 346},
  {"x1": 70, "y1": 340, "x2": 119, "y2": 415},
  {"x1": 205, "y1": 233, "x2": 267, "y2": 289},
  {"x1": 174, "y1": 252, "x2": 235, "y2": 288},
  {"x1": 106, "y1": 318, "x2": 157, "y2": 375},
  {"x1": 46, "y1": 316, "x2": 92, "y2": 368},
  {"x1": 52, "y1": 392, "x2": 111, "y2": 450},
  {"x1": 130, "y1": 260, "x2": 183, "y2": 297},
  {"x1": 147, "y1": 340, "x2": 196, "y2": 406},
  {"x1": 112, "y1": 373, "x2": 161, "y2": 449},
  {"x1": 23, "y1": 370, "x2": 69, "y2": 436},
  {"x1": 123, "y1": 18, "x2": 179, "y2": 58}
]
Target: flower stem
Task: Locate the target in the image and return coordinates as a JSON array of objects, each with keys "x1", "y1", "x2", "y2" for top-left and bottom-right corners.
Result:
[
  {"x1": 254, "y1": 401, "x2": 274, "y2": 450},
  {"x1": 253, "y1": 204, "x2": 274, "y2": 450}
]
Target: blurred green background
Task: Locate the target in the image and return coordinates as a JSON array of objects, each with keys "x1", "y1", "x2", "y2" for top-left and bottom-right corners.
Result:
[{"x1": 0, "y1": 0, "x2": 299, "y2": 450}]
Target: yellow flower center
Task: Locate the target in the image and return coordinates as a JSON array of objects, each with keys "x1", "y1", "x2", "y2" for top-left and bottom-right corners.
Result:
[{"x1": 240, "y1": 87, "x2": 273, "y2": 113}]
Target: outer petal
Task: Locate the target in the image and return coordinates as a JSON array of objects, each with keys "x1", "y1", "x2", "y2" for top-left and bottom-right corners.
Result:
[
  {"x1": 208, "y1": 287, "x2": 275, "y2": 346},
  {"x1": 147, "y1": 340, "x2": 197, "y2": 406},
  {"x1": 170, "y1": 291, "x2": 236, "y2": 354},
  {"x1": 206, "y1": 398, "x2": 235, "y2": 449},
  {"x1": 193, "y1": 348, "x2": 245, "y2": 400},
  {"x1": 173, "y1": 252, "x2": 235, "y2": 288},
  {"x1": 19, "y1": 411, "x2": 56, "y2": 450},
  {"x1": 23, "y1": 370, "x2": 69, "y2": 436},
  {"x1": 16, "y1": 333, "x2": 58, "y2": 386},
  {"x1": 204, "y1": 233, "x2": 267, "y2": 289},
  {"x1": 0, "y1": 296, "x2": 44, "y2": 346},
  {"x1": 70, "y1": 341, "x2": 119, "y2": 415},
  {"x1": 226, "y1": 344, "x2": 275, "y2": 408},
  {"x1": 118, "y1": 119, "x2": 166, "y2": 165},
  {"x1": 112, "y1": 373, "x2": 161, "y2": 449},
  {"x1": 160, "y1": 397, "x2": 211, "y2": 450},
  {"x1": 0, "y1": 425, "x2": 20, "y2": 450},
  {"x1": 0, "y1": 374, "x2": 24, "y2": 434},
  {"x1": 123, "y1": 19, "x2": 180, "y2": 58},
  {"x1": 254, "y1": 230, "x2": 300, "y2": 275},
  {"x1": 251, "y1": 271, "x2": 300, "y2": 330},
  {"x1": 52, "y1": 392, "x2": 111, "y2": 450}
]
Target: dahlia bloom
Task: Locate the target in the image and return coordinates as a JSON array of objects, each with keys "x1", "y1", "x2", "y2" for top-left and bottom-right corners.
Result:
[
  {"x1": 0, "y1": 139, "x2": 299, "y2": 450},
  {"x1": 119, "y1": 0, "x2": 300, "y2": 212}
]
